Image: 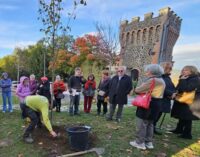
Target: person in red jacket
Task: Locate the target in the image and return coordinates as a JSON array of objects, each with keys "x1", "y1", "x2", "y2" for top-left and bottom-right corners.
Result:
[
  {"x1": 53, "y1": 75, "x2": 66, "y2": 112},
  {"x1": 83, "y1": 74, "x2": 96, "y2": 113}
]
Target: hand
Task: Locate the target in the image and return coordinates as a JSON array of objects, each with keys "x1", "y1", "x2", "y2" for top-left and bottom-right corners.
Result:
[
  {"x1": 50, "y1": 131, "x2": 57, "y2": 137},
  {"x1": 40, "y1": 84, "x2": 43, "y2": 87},
  {"x1": 180, "y1": 75, "x2": 188, "y2": 79}
]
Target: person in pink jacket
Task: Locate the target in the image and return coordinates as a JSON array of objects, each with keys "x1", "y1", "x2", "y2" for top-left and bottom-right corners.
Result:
[{"x1": 16, "y1": 76, "x2": 32, "y2": 103}]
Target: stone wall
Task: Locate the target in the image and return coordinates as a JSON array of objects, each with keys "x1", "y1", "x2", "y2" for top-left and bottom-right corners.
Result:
[{"x1": 120, "y1": 7, "x2": 182, "y2": 81}]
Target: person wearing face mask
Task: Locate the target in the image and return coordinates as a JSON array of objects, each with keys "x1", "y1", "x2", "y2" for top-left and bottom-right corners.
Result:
[
  {"x1": 107, "y1": 66, "x2": 132, "y2": 122},
  {"x1": 83, "y1": 74, "x2": 96, "y2": 113},
  {"x1": 53, "y1": 75, "x2": 66, "y2": 112},
  {"x1": 0, "y1": 72, "x2": 12, "y2": 113},
  {"x1": 170, "y1": 65, "x2": 200, "y2": 139}
]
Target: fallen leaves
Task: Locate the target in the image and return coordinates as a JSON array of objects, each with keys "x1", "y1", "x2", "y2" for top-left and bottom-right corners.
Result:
[
  {"x1": 126, "y1": 149, "x2": 132, "y2": 154},
  {"x1": 155, "y1": 152, "x2": 167, "y2": 157},
  {"x1": 17, "y1": 153, "x2": 24, "y2": 157},
  {"x1": 0, "y1": 139, "x2": 13, "y2": 148}
]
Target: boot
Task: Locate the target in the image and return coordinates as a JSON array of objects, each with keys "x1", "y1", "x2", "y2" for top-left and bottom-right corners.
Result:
[{"x1": 23, "y1": 133, "x2": 34, "y2": 144}]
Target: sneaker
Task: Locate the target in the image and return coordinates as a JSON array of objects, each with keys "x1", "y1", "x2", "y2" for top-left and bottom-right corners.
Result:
[
  {"x1": 154, "y1": 129, "x2": 162, "y2": 135},
  {"x1": 145, "y1": 142, "x2": 154, "y2": 149},
  {"x1": 116, "y1": 118, "x2": 121, "y2": 123},
  {"x1": 129, "y1": 141, "x2": 146, "y2": 150},
  {"x1": 9, "y1": 110, "x2": 13, "y2": 113},
  {"x1": 169, "y1": 129, "x2": 182, "y2": 134},
  {"x1": 178, "y1": 134, "x2": 192, "y2": 139},
  {"x1": 106, "y1": 117, "x2": 113, "y2": 121},
  {"x1": 23, "y1": 134, "x2": 34, "y2": 144},
  {"x1": 2, "y1": 111, "x2": 6, "y2": 113}
]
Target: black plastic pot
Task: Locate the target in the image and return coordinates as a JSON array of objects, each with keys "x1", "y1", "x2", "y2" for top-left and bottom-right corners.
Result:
[{"x1": 66, "y1": 126, "x2": 90, "y2": 151}]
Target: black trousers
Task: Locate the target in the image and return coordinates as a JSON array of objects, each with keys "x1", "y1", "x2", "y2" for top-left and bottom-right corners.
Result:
[
  {"x1": 97, "y1": 99, "x2": 107, "y2": 114},
  {"x1": 55, "y1": 97, "x2": 61, "y2": 110},
  {"x1": 21, "y1": 103, "x2": 41, "y2": 137},
  {"x1": 176, "y1": 119, "x2": 192, "y2": 137},
  {"x1": 153, "y1": 112, "x2": 163, "y2": 127}
]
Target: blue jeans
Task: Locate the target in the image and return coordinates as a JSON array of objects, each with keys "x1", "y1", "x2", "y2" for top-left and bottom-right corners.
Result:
[{"x1": 2, "y1": 91, "x2": 12, "y2": 112}]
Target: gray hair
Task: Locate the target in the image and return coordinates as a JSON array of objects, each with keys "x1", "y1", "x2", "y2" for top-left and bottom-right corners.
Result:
[
  {"x1": 30, "y1": 74, "x2": 35, "y2": 79},
  {"x1": 144, "y1": 64, "x2": 164, "y2": 77}
]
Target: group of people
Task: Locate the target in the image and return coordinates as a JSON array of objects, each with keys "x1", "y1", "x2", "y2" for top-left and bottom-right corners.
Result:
[
  {"x1": 68, "y1": 67, "x2": 132, "y2": 123},
  {"x1": 130, "y1": 63, "x2": 200, "y2": 150},
  {"x1": 1, "y1": 63, "x2": 200, "y2": 148}
]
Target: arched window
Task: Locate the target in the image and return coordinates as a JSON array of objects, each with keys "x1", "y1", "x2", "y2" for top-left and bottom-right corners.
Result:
[
  {"x1": 142, "y1": 29, "x2": 147, "y2": 44},
  {"x1": 131, "y1": 31, "x2": 135, "y2": 44},
  {"x1": 137, "y1": 30, "x2": 141, "y2": 44},
  {"x1": 155, "y1": 25, "x2": 161, "y2": 42},
  {"x1": 126, "y1": 32, "x2": 130, "y2": 44},
  {"x1": 148, "y1": 27, "x2": 154, "y2": 44}
]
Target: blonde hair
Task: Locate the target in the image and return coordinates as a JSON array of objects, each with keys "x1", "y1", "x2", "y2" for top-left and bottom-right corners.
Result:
[
  {"x1": 102, "y1": 70, "x2": 109, "y2": 76},
  {"x1": 160, "y1": 62, "x2": 173, "y2": 74},
  {"x1": 182, "y1": 65, "x2": 199, "y2": 75}
]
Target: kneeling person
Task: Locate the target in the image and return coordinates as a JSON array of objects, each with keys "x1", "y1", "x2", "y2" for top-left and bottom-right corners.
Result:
[{"x1": 21, "y1": 95, "x2": 57, "y2": 143}]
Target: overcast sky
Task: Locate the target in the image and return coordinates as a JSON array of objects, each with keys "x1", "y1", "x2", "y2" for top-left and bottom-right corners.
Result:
[{"x1": 0, "y1": 0, "x2": 200, "y2": 70}]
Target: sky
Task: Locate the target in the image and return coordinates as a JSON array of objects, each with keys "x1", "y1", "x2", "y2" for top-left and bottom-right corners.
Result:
[{"x1": 0, "y1": 0, "x2": 200, "y2": 70}]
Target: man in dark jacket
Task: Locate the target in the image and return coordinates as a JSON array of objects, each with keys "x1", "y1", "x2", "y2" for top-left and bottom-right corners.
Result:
[
  {"x1": 107, "y1": 66, "x2": 132, "y2": 122},
  {"x1": 68, "y1": 67, "x2": 86, "y2": 115}
]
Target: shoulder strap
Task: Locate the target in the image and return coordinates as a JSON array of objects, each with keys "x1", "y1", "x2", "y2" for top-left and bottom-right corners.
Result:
[{"x1": 149, "y1": 78, "x2": 155, "y2": 94}]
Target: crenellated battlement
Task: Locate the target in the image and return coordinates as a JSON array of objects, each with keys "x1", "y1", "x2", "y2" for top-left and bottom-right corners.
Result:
[
  {"x1": 120, "y1": 7, "x2": 182, "y2": 82},
  {"x1": 120, "y1": 7, "x2": 182, "y2": 27}
]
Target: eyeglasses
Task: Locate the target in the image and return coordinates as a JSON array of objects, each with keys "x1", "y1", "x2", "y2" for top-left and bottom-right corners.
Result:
[{"x1": 118, "y1": 70, "x2": 123, "y2": 73}]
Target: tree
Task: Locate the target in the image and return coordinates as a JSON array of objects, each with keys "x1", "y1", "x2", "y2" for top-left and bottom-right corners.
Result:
[
  {"x1": 38, "y1": 0, "x2": 86, "y2": 120},
  {"x1": 95, "y1": 22, "x2": 119, "y2": 70}
]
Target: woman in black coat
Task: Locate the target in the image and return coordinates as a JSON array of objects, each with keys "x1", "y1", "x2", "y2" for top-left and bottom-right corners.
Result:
[
  {"x1": 154, "y1": 62, "x2": 176, "y2": 134},
  {"x1": 96, "y1": 70, "x2": 110, "y2": 115},
  {"x1": 37, "y1": 77, "x2": 51, "y2": 103},
  {"x1": 171, "y1": 65, "x2": 200, "y2": 139}
]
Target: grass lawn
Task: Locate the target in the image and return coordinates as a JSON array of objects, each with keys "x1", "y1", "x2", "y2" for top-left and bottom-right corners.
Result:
[{"x1": 0, "y1": 106, "x2": 200, "y2": 157}]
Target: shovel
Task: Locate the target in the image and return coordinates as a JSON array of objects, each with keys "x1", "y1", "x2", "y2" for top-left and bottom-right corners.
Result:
[{"x1": 58, "y1": 147, "x2": 105, "y2": 157}]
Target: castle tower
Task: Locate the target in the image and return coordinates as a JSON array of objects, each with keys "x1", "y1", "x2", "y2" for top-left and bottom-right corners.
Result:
[{"x1": 119, "y1": 7, "x2": 182, "y2": 81}]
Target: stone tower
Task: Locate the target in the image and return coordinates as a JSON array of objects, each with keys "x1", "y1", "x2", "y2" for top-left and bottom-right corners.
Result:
[{"x1": 120, "y1": 7, "x2": 182, "y2": 81}]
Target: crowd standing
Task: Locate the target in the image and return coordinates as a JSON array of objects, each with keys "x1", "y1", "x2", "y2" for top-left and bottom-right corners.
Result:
[{"x1": 0, "y1": 64, "x2": 199, "y2": 148}]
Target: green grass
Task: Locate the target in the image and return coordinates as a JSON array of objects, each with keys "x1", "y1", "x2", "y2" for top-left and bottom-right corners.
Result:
[{"x1": 0, "y1": 106, "x2": 200, "y2": 157}]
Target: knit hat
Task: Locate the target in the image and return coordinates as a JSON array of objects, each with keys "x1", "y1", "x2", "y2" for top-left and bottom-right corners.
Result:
[{"x1": 41, "y1": 76, "x2": 48, "y2": 81}]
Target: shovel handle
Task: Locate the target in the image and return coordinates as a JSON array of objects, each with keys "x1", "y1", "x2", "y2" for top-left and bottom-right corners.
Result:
[{"x1": 59, "y1": 150, "x2": 93, "y2": 157}]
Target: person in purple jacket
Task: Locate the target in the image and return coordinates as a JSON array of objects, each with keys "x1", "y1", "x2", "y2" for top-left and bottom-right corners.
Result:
[
  {"x1": 0, "y1": 72, "x2": 12, "y2": 113},
  {"x1": 16, "y1": 76, "x2": 32, "y2": 104}
]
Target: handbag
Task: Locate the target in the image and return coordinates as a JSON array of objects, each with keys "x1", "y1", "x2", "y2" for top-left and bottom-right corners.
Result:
[
  {"x1": 56, "y1": 92, "x2": 65, "y2": 99},
  {"x1": 132, "y1": 79, "x2": 155, "y2": 109},
  {"x1": 175, "y1": 91, "x2": 196, "y2": 105}
]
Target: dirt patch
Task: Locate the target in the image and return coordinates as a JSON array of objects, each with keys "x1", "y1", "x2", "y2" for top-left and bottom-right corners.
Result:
[{"x1": 32, "y1": 125, "x2": 98, "y2": 157}]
